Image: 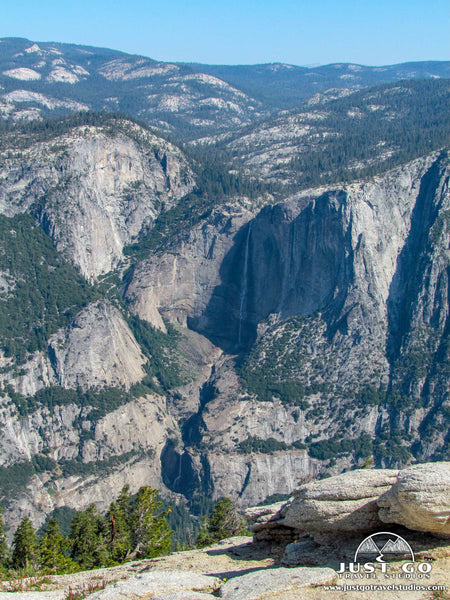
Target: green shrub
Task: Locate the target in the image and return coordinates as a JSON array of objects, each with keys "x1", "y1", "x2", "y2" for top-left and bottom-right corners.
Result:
[{"x1": 238, "y1": 436, "x2": 289, "y2": 453}]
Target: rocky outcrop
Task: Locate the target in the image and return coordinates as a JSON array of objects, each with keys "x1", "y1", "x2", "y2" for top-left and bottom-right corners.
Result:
[
  {"x1": 207, "y1": 451, "x2": 317, "y2": 507},
  {"x1": 152, "y1": 594, "x2": 215, "y2": 600},
  {"x1": 2, "y1": 564, "x2": 336, "y2": 600},
  {"x1": 247, "y1": 469, "x2": 398, "y2": 544},
  {"x1": 3, "y1": 533, "x2": 450, "y2": 600},
  {"x1": 121, "y1": 151, "x2": 450, "y2": 507},
  {"x1": 0, "y1": 536, "x2": 351, "y2": 600},
  {"x1": 87, "y1": 572, "x2": 221, "y2": 600},
  {"x1": 248, "y1": 463, "x2": 450, "y2": 555},
  {"x1": 125, "y1": 151, "x2": 445, "y2": 387},
  {"x1": 48, "y1": 300, "x2": 146, "y2": 390},
  {"x1": 1, "y1": 129, "x2": 450, "y2": 531},
  {"x1": 4, "y1": 392, "x2": 179, "y2": 533},
  {"x1": 378, "y1": 462, "x2": 450, "y2": 537},
  {"x1": 0, "y1": 121, "x2": 194, "y2": 279},
  {"x1": 281, "y1": 469, "x2": 398, "y2": 539},
  {"x1": 245, "y1": 501, "x2": 297, "y2": 546},
  {"x1": 0, "y1": 402, "x2": 81, "y2": 467},
  {"x1": 245, "y1": 502, "x2": 289, "y2": 524},
  {"x1": 0, "y1": 351, "x2": 57, "y2": 397},
  {"x1": 125, "y1": 204, "x2": 255, "y2": 331}
]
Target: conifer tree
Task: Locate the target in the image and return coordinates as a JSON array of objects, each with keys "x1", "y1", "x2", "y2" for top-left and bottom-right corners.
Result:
[
  {"x1": 196, "y1": 498, "x2": 248, "y2": 548},
  {"x1": 129, "y1": 486, "x2": 172, "y2": 559},
  {"x1": 195, "y1": 515, "x2": 214, "y2": 549},
  {"x1": 38, "y1": 518, "x2": 75, "y2": 574},
  {"x1": 93, "y1": 532, "x2": 110, "y2": 569},
  {"x1": 106, "y1": 485, "x2": 133, "y2": 563},
  {"x1": 0, "y1": 507, "x2": 9, "y2": 570},
  {"x1": 69, "y1": 505, "x2": 110, "y2": 569},
  {"x1": 11, "y1": 516, "x2": 37, "y2": 570}
]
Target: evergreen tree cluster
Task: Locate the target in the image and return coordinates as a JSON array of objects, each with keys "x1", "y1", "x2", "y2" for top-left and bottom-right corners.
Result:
[
  {"x1": 0, "y1": 213, "x2": 99, "y2": 363},
  {"x1": 195, "y1": 498, "x2": 249, "y2": 548},
  {"x1": 0, "y1": 495, "x2": 249, "y2": 577},
  {"x1": 221, "y1": 78, "x2": 450, "y2": 191},
  {"x1": 0, "y1": 486, "x2": 173, "y2": 576}
]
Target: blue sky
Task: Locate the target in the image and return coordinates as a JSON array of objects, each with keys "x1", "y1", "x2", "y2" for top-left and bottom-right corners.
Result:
[{"x1": 2, "y1": 0, "x2": 449, "y2": 66}]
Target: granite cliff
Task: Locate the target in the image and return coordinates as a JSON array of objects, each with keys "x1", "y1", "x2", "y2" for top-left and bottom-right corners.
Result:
[
  {"x1": 125, "y1": 150, "x2": 450, "y2": 489},
  {"x1": 0, "y1": 117, "x2": 194, "y2": 279},
  {"x1": 0, "y1": 110, "x2": 448, "y2": 539}
]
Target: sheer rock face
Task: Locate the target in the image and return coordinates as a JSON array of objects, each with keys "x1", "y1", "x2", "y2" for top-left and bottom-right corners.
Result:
[
  {"x1": 378, "y1": 462, "x2": 450, "y2": 537},
  {"x1": 0, "y1": 299, "x2": 149, "y2": 467},
  {"x1": 124, "y1": 151, "x2": 450, "y2": 508},
  {"x1": 208, "y1": 450, "x2": 318, "y2": 507},
  {"x1": 0, "y1": 402, "x2": 81, "y2": 468},
  {"x1": 126, "y1": 153, "x2": 445, "y2": 390},
  {"x1": 0, "y1": 123, "x2": 194, "y2": 279},
  {"x1": 48, "y1": 300, "x2": 146, "y2": 391},
  {"x1": 125, "y1": 205, "x2": 255, "y2": 330},
  {"x1": 1, "y1": 140, "x2": 450, "y2": 530},
  {"x1": 0, "y1": 351, "x2": 57, "y2": 397}
]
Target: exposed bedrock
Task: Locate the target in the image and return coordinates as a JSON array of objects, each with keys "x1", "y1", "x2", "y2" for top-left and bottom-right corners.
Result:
[
  {"x1": 2, "y1": 147, "x2": 450, "y2": 528},
  {"x1": 126, "y1": 151, "x2": 450, "y2": 473},
  {"x1": 0, "y1": 124, "x2": 194, "y2": 279},
  {"x1": 127, "y1": 152, "x2": 447, "y2": 365},
  {"x1": 247, "y1": 462, "x2": 450, "y2": 551},
  {"x1": 48, "y1": 300, "x2": 147, "y2": 390}
]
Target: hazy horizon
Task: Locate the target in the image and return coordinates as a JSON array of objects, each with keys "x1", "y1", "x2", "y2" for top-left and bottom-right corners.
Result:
[{"x1": 2, "y1": 0, "x2": 449, "y2": 67}]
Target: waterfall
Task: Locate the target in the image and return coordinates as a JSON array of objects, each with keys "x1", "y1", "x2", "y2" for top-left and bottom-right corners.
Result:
[
  {"x1": 173, "y1": 453, "x2": 183, "y2": 490},
  {"x1": 238, "y1": 222, "x2": 252, "y2": 345}
]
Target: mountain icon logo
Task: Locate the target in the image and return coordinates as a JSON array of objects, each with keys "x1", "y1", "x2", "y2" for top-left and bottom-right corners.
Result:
[{"x1": 354, "y1": 532, "x2": 415, "y2": 564}]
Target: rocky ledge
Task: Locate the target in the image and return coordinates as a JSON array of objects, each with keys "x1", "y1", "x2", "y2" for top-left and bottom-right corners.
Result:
[
  {"x1": 0, "y1": 538, "x2": 337, "y2": 600},
  {"x1": 246, "y1": 462, "x2": 450, "y2": 550},
  {"x1": 1, "y1": 533, "x2": 450, "y2": 600}
]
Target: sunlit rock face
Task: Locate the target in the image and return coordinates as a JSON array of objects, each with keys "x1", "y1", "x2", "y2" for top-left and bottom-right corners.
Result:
[
  {"x1": 378, "y1": 462, "x2": 450, "y2": 537},
  {"x1": 0, "y1": 122, "x2": 194, "y2": 280}
]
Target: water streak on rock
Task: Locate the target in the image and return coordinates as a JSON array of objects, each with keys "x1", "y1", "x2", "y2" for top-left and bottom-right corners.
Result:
[{"x1": 238, "y1": 222, "x2": 252, "y2": 346}]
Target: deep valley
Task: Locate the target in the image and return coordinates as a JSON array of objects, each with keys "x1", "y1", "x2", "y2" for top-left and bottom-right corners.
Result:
[{"x1": 0, "y1": 38, "x2": 449, "y2": 550}]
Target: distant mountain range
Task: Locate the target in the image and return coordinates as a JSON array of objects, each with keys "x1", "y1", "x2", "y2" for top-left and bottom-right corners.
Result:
[
  {"x1": 1, "y1": 37, "x2": 449, "y2": 140},
  {"x1": 184, "y1": 60, "x2": 450, "y2": 108}
]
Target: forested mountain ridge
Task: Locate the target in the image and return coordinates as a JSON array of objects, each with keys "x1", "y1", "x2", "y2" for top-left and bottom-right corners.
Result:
[
  {"x1": 0, "y1": 39, "x2": 448, "y2": 547},
  {"x1": 1, "y1": 37, "x2": 449, "y2": 141},
  {"x1": 203, "y1": 78, "x2": 450, "y2": 188},
  {"x1": 184, "y1": 60, "x2": 450, "y2": 108},
  {"x1": 0, "y1": 38, "x2": 265, "y2": 140}
]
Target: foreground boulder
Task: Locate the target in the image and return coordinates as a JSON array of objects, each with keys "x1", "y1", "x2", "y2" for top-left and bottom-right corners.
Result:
[
  {"x1": 248, "y1": 462, "x2": 450, "y2": 555},
  {"x1": 281, "y1": 469, "x2": 398, "y2": 541},
  {"x1": 246, "y1": 469, "x2": 399, "y2": 544},
  {"x1": 245, "y1": 501, "x2": 297, "y2": 545},
  {"x1": 378, "y1": 462, "x2": 450, "y2": 537}
]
